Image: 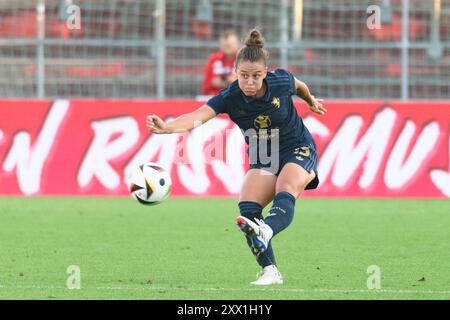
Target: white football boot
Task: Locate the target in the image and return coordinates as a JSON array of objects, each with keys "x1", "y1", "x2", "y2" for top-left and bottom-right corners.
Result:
[
  {"x1": 236, "y1": 216, "x2": 274, "y2": 255},
  {"x1": 251, "y1": 265, "x2": 283, "y2": 285}
]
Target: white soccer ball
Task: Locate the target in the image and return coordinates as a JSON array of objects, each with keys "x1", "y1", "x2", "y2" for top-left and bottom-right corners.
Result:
[{"x1": 127, "y1": 163, "x2": 172, "y2": 205}]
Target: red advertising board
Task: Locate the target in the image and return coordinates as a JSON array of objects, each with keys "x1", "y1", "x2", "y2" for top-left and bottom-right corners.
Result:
[{"x1": 0, "y1": 99, "x2": 449, "y2": 197}]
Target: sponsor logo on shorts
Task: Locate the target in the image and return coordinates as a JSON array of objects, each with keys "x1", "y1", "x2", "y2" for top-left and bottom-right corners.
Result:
[{"x1": 294, "y1": 146, "x2": 310, "y2": 160}]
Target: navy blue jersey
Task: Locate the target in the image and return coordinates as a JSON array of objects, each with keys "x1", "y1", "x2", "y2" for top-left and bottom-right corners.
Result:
[
  {"x1": 207, "y1": 68, "x2": 320, "y2": 189},
  {"x1": 207, "y1": 69, "x2": 308, "y2": 153}
]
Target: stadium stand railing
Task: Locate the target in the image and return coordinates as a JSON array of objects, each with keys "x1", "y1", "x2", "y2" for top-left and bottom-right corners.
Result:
[{"x1": 0, "y1": 0, "x2": 449, "y2": 99}]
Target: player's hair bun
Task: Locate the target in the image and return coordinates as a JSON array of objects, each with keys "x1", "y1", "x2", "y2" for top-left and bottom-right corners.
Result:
[
  {"x1": 236, "y1": 28, "x2": 268, "y2": 66},
  {"x1": 245, "y1": 29, "x2": 265, "y2": 49}
]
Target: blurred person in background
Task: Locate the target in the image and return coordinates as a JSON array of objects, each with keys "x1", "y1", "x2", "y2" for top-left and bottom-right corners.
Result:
[{"x1": 201, "y1": 30, "x2": 240, "y2": 96}]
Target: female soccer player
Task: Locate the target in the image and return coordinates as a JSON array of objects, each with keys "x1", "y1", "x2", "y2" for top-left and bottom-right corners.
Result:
[{"x1": 146, "y1": 29, "x2": 326, "y2": 285}]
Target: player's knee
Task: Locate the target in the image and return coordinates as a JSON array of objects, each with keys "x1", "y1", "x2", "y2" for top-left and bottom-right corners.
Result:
[
  {"x1": 276, "y1": 184, "x2": 301, "y2": 198},
  {"x1": 277, "y1": 177, "x2": 311, "y2": 197}
]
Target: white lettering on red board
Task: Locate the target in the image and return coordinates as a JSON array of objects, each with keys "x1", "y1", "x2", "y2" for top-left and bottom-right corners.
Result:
[
  {"x1": 78, "y1": 116, "x2": 139, "y2": 189},
  {"x1": 303, "y1": 116, "x2": 331, "y2": 139},
  {"x1": 0, "y1": 101, "x2": 448, "y2": 198},
  {"x1": 124, "y1": 118, "x2": 179, "y2": 182},
  {"x1": 176, "y1": 117, "x2": 229, "y2": 194},
  {"x1": 211, "y1": 126, "x2": 246, "y2": 194},
  {"x1": 429, "y1": 136, "x2": 450, "y2": 197},
  {"x1": 3, "y1": 100, "x2": 69, "y2": 195},
  {"x1": 384, "y1": 121, "x2": 440, "y2": 189},
  {"x1": 318, "y1": 107, "x2": 396, "y2": 189}
]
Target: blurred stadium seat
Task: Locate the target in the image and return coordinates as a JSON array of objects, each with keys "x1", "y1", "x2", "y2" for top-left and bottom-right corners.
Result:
[{"x1": 0, "y1": 0, "x2": 449, "y2": 99}]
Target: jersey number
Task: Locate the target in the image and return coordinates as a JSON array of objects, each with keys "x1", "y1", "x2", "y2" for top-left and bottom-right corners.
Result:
[{"x1": 295, "y1": 146, "x2": 310, "y2": 161}]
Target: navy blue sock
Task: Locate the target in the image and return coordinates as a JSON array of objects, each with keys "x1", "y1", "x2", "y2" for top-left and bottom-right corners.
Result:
[
  {"x1": 238, "y1": 201, "x2": 276, "y2": 268},
  {"x1": 264, "y1": 192, "x2": 296, "y2": 236}
]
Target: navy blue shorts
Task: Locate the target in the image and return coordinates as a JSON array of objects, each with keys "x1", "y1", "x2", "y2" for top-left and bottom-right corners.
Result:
[{"x1": 249, "y1": 133, "x2": 319, "y2": 190}]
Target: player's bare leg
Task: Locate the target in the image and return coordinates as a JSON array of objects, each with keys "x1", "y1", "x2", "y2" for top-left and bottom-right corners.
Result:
[
  {"x1": 239, "y1": 168, "x2": 277, "y2": 206},
  {"x1": 275, "y1": 162, "x2": 316, "y2": 197}
]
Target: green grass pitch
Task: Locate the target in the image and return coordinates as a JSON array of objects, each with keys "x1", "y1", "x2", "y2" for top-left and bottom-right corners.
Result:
[{"x1": 0, "y1": 196, "x2": 449, "y2": 300}]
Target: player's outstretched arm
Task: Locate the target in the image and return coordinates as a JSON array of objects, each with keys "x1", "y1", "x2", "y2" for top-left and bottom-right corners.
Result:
[
  {"x1": 146, "y1": 104, "x2": 216, "y2": 134},
  {"x1": 294, "y1": 77, "x2": 327, "y2": 116}
]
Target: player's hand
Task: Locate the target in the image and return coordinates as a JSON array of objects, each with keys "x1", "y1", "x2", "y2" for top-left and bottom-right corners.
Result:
[
  {"x1": 146, "y1": 114, "x2": 171, "y2": 134},
  {"x1": 307, "y1": 96, "x2": 327, "y2": 115}
]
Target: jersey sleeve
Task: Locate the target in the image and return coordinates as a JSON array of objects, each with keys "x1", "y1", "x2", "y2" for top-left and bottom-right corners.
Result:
[
  {"x1": 206, "y1": 94, "x2": 228, "y2": 115},
  {"x1": 274, "y1": 69, "x2": 297, "y2": 96},
  {"x1": 286, "y1": 71, "x2": 297, "y2": 96}
]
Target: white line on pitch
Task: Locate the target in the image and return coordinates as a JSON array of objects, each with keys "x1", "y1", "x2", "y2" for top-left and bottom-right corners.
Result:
[{"x1": 1, "y1": 284, "x2": 450, "y2": 295}]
